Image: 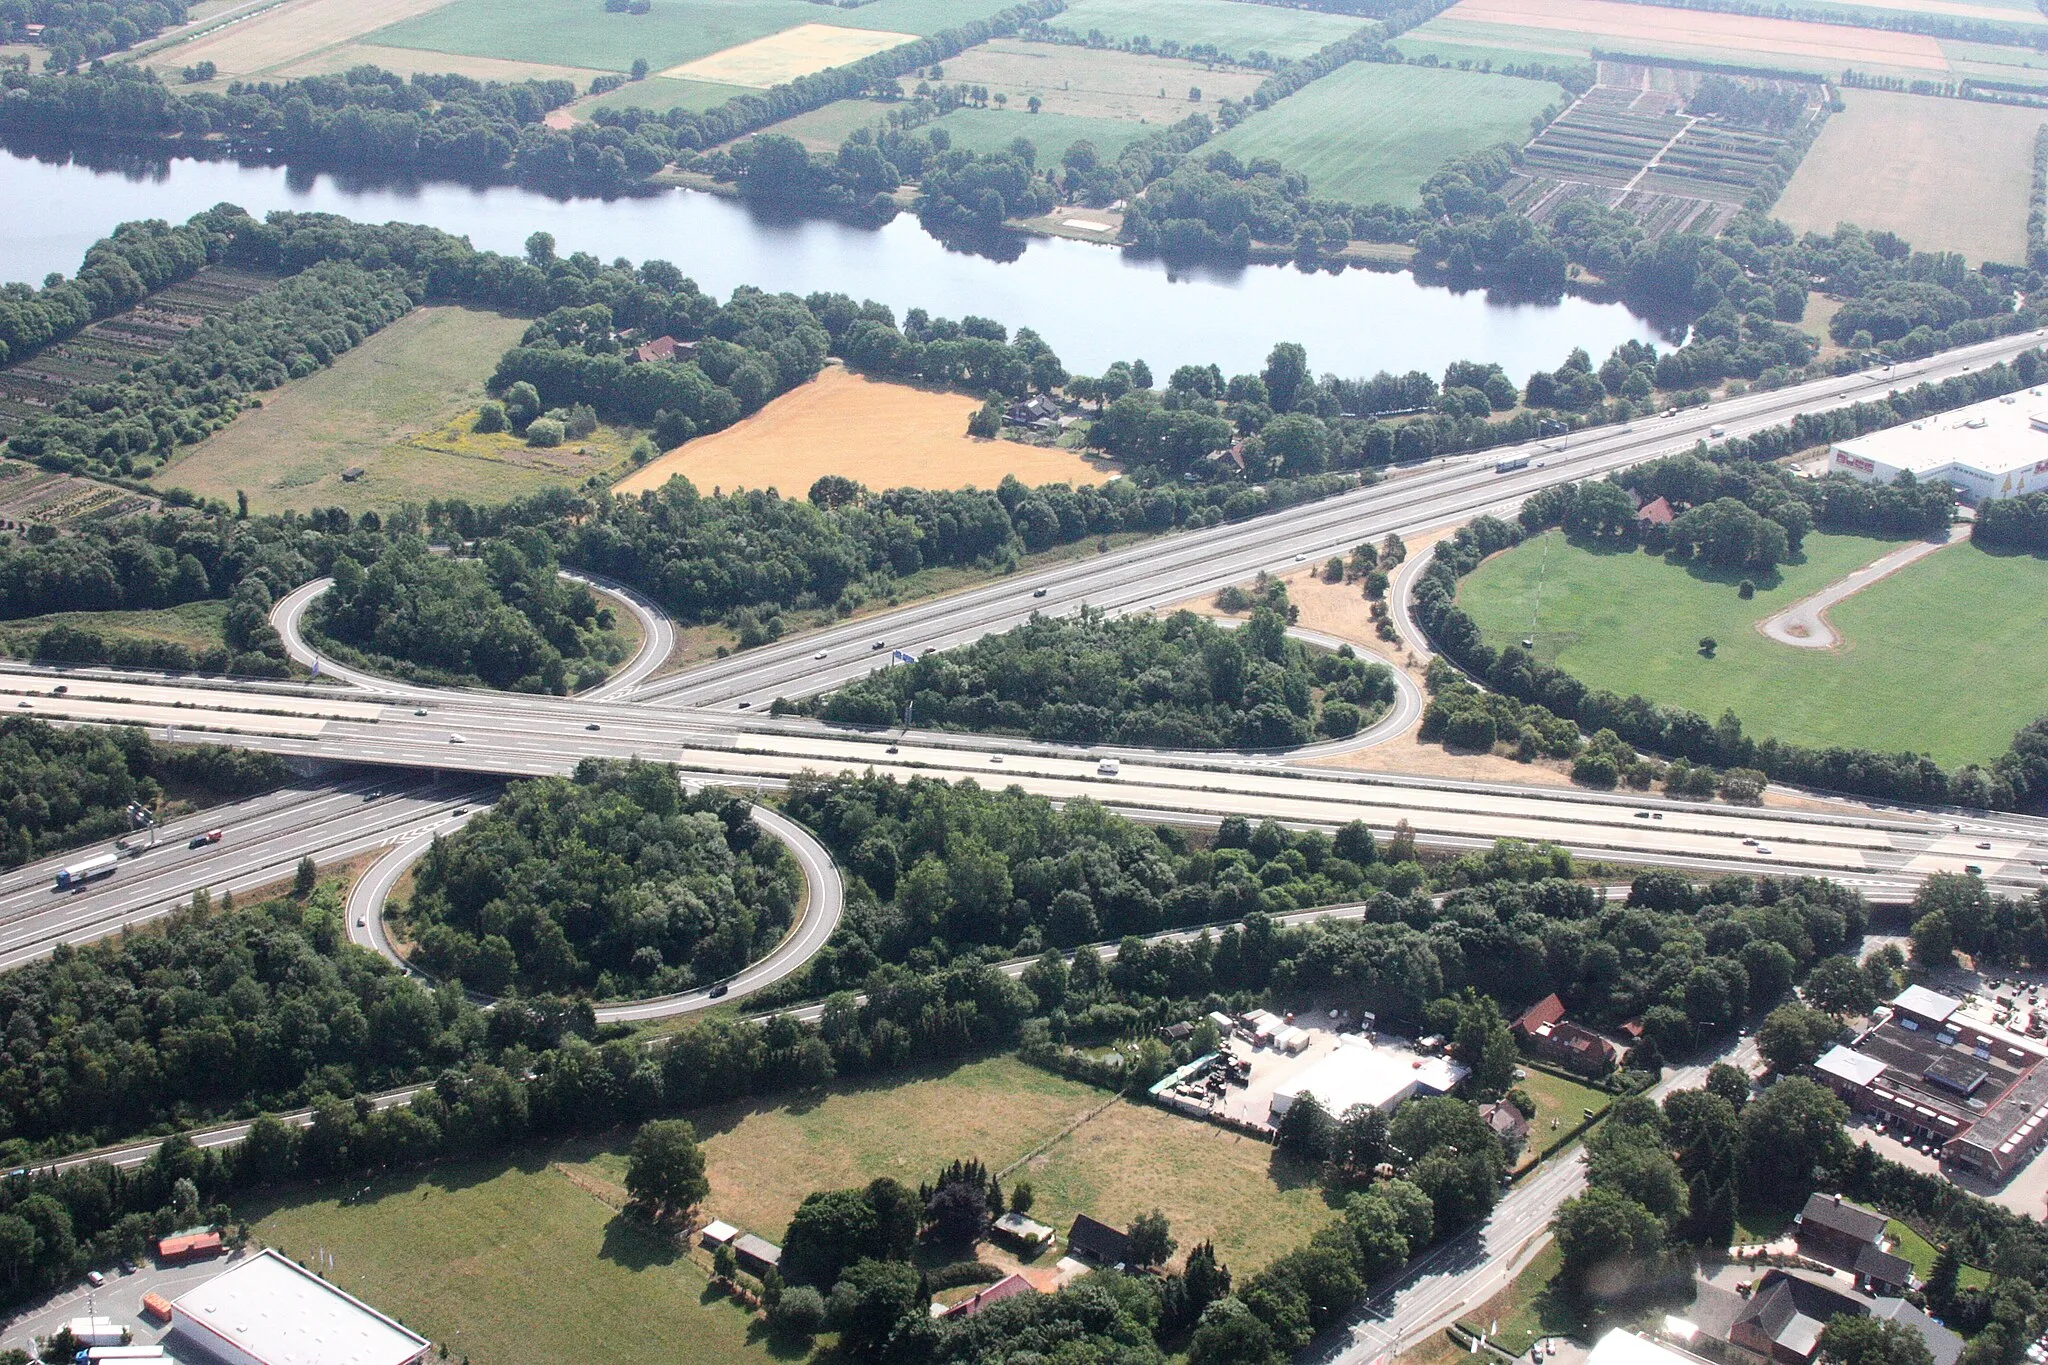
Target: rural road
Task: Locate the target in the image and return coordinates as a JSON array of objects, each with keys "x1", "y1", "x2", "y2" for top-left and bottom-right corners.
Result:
[{"x1": 1760, "y1": 524, "x2": 1969, "y2": 650}]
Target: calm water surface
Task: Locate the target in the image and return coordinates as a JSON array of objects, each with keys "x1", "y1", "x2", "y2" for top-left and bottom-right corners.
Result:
[{"x1": 4, "y1": 146, "x2": 1666, "y2": 379}]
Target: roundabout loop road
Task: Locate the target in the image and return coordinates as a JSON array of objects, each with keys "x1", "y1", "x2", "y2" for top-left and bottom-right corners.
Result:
[{"x1": 342, "y1": 795, "x2": 843, "y2": 1024}]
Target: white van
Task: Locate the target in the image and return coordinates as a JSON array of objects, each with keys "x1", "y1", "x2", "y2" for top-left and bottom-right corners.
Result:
[{"x1": 1096, "y1": 758, "x2": 1120, "y2": 777}]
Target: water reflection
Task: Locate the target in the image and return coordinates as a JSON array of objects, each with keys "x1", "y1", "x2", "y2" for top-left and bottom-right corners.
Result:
[{"x1": 4, "y1": 144, "x2": 1669, "y2": 378}]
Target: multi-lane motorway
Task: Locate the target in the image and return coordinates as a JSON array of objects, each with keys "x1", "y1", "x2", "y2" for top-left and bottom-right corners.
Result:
[{"x1": 2, "y1": 329, "x2": 2039, "y2": 1359}]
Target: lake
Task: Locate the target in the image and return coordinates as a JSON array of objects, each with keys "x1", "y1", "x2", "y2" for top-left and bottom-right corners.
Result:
[{"x1": 0, "y1": 144, "x2": 1666, "y2": 380}]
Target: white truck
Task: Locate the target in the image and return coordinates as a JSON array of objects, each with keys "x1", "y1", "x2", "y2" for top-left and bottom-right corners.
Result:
[
  {"x1": 1096, "y1": 758, "x2": 1120, "y2": 777},
  {"x1": 55, "y1": 853, "x2": 117, "y2": 889}
]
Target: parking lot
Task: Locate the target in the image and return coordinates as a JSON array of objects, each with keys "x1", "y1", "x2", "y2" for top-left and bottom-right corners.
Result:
[{"x1": 0, "y1": 1252, "x2": 243, "y2": 1361}]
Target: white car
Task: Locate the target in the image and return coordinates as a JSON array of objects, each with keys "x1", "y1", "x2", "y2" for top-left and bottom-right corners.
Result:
[{"x1": 449, "y1": 734, "x2": 466, "y2": 745}]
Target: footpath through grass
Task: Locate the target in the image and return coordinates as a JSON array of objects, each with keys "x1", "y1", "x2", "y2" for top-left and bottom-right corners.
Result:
[{"x1": 1457, "y1": 530, "x2": 2048, "y2": 766}]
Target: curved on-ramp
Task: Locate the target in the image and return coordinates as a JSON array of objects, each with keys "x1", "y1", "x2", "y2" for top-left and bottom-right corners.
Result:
[
  {"x1": 270, "y1": 569, "x2": 677, "y2": 698},
  {"x1": 344, "y1": 792, "x2": 844, "y2": 1024}
]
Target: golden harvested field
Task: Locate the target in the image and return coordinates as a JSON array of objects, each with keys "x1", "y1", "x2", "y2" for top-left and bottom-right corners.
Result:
[
  {"x1": 662, "y1": 22, "x2": 915, "y2": 87},
  {"x1": 896, "y1": 38, "x2": 1267, "y2": 120},
  {"x1": 140, "y1": 0, "x2": 463, "y2": 80},
  {"x1": 272, "y1": 41, "x2": 606, "y2": 85},
  {"x1": 1775, "y1": 87, "x2": 2043, "y2": 264},
  {"x1": 617, "y1": 365, "x2": 1114, "y2": 497},
  {"x1": 1437, "y1": 0, "x2": 1950, "y2": 70}
]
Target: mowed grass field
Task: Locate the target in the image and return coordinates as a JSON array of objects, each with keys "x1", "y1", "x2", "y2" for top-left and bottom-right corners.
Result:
[
  {"x1": 570, "y1": 1056, "x2": 1334, "y2": 1274},
  {"x1": 897, "y1": 38, "x2": 1267, "y2": 122},
  {"x1": 580, "y1": 74, "x2": 757, "y2": 120},
  {"x1": 617, "y1": 365, "x2": 1114, "y2": 497},
  {"x1": 160, "y1": 305, "x2": 636, "y2": 514},
  {"x1": 1208, "y1": 63, "x2": 1562, "y2": 206},
  {"x1": 1775, "y1": 88, "x2": 2044, "y2": 264},
  {"x1": 246, "y1": 1157, "x2": 764, "y2": 1365},
  {"x1": 367, "y1": 0, "x2": 1018, "y2": 75},
  {"x1": 1049, "y1": 0, "x2": 1362, "y2": 59},
  {"x1": 932, "y1": 107, "x2": 1162, "y2": 159},
  {"x1": 1457, "y1": 530, "x2": 2048, "y2": 765}
]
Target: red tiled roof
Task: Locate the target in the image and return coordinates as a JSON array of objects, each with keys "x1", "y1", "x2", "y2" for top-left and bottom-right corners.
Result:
[
  {"x1": 941, "y1": 1273, "x2": 1038, "y2": 1318},
  {"x1": 1515, "y1": 994, "x2": 1567, "y2": 1034},
  {"x1": 1636, "y1": 496, "x2": 1675, "y2": 525}
]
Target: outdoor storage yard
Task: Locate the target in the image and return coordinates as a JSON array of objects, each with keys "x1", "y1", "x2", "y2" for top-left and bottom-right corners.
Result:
[
  {"x1": 616, "y1": 366, "x2": 1114, "y2": 497},
  {"x1": 1775, "y1": 87, "x2": 2047, "y2": 263}
]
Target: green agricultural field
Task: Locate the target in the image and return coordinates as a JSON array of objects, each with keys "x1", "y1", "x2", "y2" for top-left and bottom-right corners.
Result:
[
  {"x1": 1208, "y1": 63, "x2": 1562, "y2": 206},
  {"x1": 932, "y1": 107, "x2": 1161, "y2": 160},
  {"x1": 738, "y1": 96, "x2": 894, "y2": 150},
  {"x1": 368, "y1": 0, "x2": 1020, "y2": 74},
  {"x1": 1457, "y1": 530, "x2": 2048, "y2": 766},
  {"x1": 580, "y1": 74, "x2": 756, "y2": 119},
  {"x1": 1049, "y1": 0, "x2": 1362, "y2": 60},
  {"x1": 570, "y1": 1055, "x2": 1334, "y2": 1274}
]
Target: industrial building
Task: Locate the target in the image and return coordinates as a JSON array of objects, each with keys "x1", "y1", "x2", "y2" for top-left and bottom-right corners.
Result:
[
  {"x1": 169, "y1": 1250, "x2": 431, "y2": 1365},
  {"x1": 1812, "y1": 985, "x2": 2048, "y2": 1178},
  {"x1": 1826, "y1": 390, "x2": 2048, "y2": 502},
  {"x1": 1267, "y1": 1035, "x2": 1467, "y2": 1123}
]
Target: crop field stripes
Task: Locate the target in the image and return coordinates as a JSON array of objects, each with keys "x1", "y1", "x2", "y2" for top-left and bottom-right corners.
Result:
[
  {"x1": 0, "y1": 267, "x2": 278, "y2": 438},
  {"x1": 1509, "y1": 61, "x2": 1825, "y2": 238}
]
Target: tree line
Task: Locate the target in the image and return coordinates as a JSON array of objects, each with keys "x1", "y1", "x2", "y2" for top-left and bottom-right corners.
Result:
[
  {"x1": 798, "y1": 605, "x2": 1396, "y2": 747},
  {"x1": 405, "y1": 761, "x2": 800, "y2": 999},
  {"x1": 0, "y1": 717, "x2": 283, "y2": 868},
  {"x1": 0, "y1": 213, "x2": 216, "y2": 369}
]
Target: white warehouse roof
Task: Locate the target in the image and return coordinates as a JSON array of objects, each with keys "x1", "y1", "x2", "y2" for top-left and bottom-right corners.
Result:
[
  {"x1": 1831, "y1": 389, "x2": 2048, "y2": 492},
  {"x1": 171, "y1": 1250, "x2": 429, "y2": 1365},
  {"x1": 1892, "y1": 985, "x2": 1963, "y2": 1025},
  {"x1": 1271, "y1": 1037, "x2": 1468, "y2": 1117}
]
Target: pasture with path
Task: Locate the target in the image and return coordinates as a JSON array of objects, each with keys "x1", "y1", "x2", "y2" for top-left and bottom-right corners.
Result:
[{"x1": 1456, "y1": 528, "x2": 2048, "y2": 766}]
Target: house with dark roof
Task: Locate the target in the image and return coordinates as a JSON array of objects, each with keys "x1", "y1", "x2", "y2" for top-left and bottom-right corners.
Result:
[
  {"x1": 1514, "y1": 994, "x2": 1619, "y2": 1075},
  {"x1": 1481, "y1": 1098, "x2": 1530, "y2": 1146},
  {"x1": 1066, "y1": 1214, "x2": 1132, "y2": 1268},
  {"x1": 1697, "y1": 1269, "x2": 1960, "y2": 1365},
  {"x1": 633, "y1": 335, "x2": 698, "y2": 364},
  {"x1": 1793, "y1": 1193, "x2": 1914, "y2": 1293}
]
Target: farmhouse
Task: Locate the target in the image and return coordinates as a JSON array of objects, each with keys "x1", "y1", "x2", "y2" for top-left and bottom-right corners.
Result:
[
  {"x1": 1812, "y1": 985, "x2": 2048, "y2": 1178},
  {"x1": 1827, "y1": 390, "x2": 2048, "y2": 502},
  {"x1": 1067, "y1": 1214, "x2": 1133, "y2": 1268},
  {"x1": 169, "y1": 1249, "x2": 430, "y2": 1365},
  {"x1": 1514, "y1": 994, "x2": 1620, "y2": 1075},
  {"x1": 938, "y1": 1272, "x2": 1043, "y2": 1320}
]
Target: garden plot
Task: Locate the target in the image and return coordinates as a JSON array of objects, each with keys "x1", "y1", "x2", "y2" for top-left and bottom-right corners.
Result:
[
  {"x1": 1509, "y1": 65, "x2": 1824, "y2": 240},
  {"x1": 0, "y1": 267, "x2": 276, "y2": 442}
]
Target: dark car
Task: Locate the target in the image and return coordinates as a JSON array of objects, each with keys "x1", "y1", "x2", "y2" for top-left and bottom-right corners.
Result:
[{"x1": 708, "y1": 982, "x2": 729, "y2": 998}]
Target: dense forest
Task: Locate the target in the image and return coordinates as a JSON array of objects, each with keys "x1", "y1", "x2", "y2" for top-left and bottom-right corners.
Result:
[
  {"x1": 0, "y1": 880, "x2": 508, "y2": 1156},
  {"x1": 0, "y1": 718, "x2": 283, "y2": 868},
  {"x1": 405, "y1": 761, "x2": 801, "y2": 999},
  {"x1": 308, "y1": 535, "x2": 625, "y2": 693},
  {"x1": 800, "y1": 606, "x2": 1395, "y2": 747}
]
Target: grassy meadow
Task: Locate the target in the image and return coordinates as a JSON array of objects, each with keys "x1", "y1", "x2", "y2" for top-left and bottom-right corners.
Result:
[{"x1": 1456, "y1": 530, "x2": 2048, "y2": 765}]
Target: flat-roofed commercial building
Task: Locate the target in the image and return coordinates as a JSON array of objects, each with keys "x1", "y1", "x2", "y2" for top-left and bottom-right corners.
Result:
[
  {"x1": 1811, "y1": 987, "x2": 2048, "y2": 1179},
  {"x1": 1828, "y1": 391, "x2": 2048, "y2": 503},
  {"x1": 170, "y1": 1250, "x2": 430, "y2": 1365}
]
